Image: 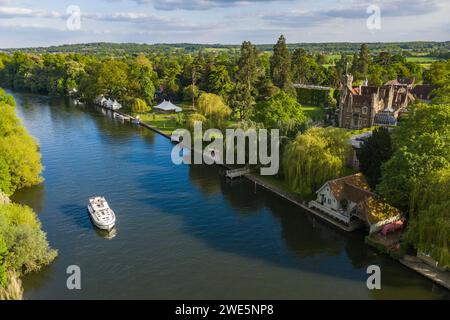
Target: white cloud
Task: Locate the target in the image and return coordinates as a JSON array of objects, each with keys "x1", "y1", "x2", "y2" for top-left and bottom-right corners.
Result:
[
  {"x1": 107, "y1": 0, "x2": 292, "y2": 11},
  {"x1": 262, "y1": 0, "x2": 445, "y2": 28},
  {"x1": 0, "y1": 6, "x2": 61, "y2": 18}
]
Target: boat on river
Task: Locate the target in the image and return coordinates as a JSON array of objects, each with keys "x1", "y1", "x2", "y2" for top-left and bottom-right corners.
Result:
[{"x1": 87, "y1": 196, "x2": 116, "y2": 231}]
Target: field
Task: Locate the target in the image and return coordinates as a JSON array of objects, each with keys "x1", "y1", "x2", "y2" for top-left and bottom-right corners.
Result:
[
  {"x1": 405, "y1": 56, "x2": 439, "y2": 63},
  {"x1": 406, "y1": 56, "x2": 440, "y2": 69}
]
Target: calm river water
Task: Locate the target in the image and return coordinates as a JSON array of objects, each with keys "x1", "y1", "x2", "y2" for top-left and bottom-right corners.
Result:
[{"x1": 10, "y1": 92, "x2": 449, "y2": 299}]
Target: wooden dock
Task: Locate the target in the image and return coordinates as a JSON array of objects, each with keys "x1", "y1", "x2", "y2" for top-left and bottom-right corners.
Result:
[
  {"x1": 225, "y1": 167, "x2": 250, "y2": 179},
  {"x1": 400, "y1": 255, "x2": 450, "y2": 291},
  {"x1": 244, "y1": 173, "x2": 364, "y2": 232}
]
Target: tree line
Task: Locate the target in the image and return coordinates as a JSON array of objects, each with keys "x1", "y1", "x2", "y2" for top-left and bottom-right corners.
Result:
[
  {"x1": 0, "y1": 89, "x2": 57, "y2": 299},
  {"x1": 2, "y1": 41, "x2": 448, "y2": 55},
  {"x1": 0, "y1": 36, "x2": 433, "y2": 118}
]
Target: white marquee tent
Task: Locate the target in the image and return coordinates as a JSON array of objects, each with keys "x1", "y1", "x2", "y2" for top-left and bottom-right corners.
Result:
[{"x1": 153, "y1": 100, "x2": 182, "y2": 113}]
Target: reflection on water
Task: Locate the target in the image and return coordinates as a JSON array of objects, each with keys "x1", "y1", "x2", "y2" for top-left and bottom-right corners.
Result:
[
  {"x1": 9, "y1": 91, "x2": 449, "y2": 300},
  {"x1": 95, "y1": 228, "x2": 117, "y2": 240}
]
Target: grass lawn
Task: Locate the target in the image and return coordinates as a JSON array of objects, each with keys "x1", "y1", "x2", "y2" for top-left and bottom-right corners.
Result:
[
  {"x1": 301, "y1": 104, "x2": 326, "y2": 121},
  {"x1": 136, "y1": 112, "x2": 185, "y2": 135},
  {"x1": 256, "y1": 174, "x2": 317, "y2": 201}
]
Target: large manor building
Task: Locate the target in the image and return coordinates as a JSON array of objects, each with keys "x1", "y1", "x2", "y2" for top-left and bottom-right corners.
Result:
[{"x1": 338, "y1": 74, "x2": 434, "y2": 129}]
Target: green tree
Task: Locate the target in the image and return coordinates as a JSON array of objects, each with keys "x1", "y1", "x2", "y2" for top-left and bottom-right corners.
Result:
[
  {"x1": 377, "y1": 103, "x2": 450, "y2": 209},
  {"x1": 187, "y1": 113, "x2": 207, "y2": 132},
  {"x1": 291, "y1": 48, "x2": 310, "y2": 84},
  {"x1": 356, "y1": 127, "x2": 393, "y2": 189},
  {"x1": 0, "y1": 89, "x2": 43, "y2": 195},
  {"x1": 252, "y1": 91, "x2": 306, "y2": 136},
  {"x1": 208, "y1": 64, "x2": 233, "y2": 98},
  {"x1": 231, "y1": 41, "x2": 259, "y2": 120},
  {"x1": 357, "y1": 44, "x2": 369, "y2": 80},
  {"x1": 197, "y1": 93, "x2": 231, "y2": 128},
  {"x1": 0, "y1": 203, "x2": 57, "y2": 275},
  {"x1": 131, "y1": 98, "x2": 150, "y2": 113},
  {"x1": 405, "y1": 168, "x2": 450, "y2": 267},
  {"x1": 129, "y1": 54, "x2": 157, "y2": 105},
  {"x1": 270, "y1": 35, "x2": 294, "y2": 96},
  {"x1": 0, "y1": 158, "x2": 12, "y2": 196},
  {"x1": 282, "y1": 127, "x2": 351, "y2": 194},
  {"x1": 423, "y1": 59, "x2": 450, "y2": 87},
  {"x1": 96, "y1": 59, "x2": 129, "y2": 102},
  {"x1": 182, "y1": 84, "x2": 200, "y2": 102},
  {"x1": 0, "y1": 236, "x2": 6, "y2": 288},
  {"x1": 161, "y1": 57, "x2": 182, "y2": 100}
]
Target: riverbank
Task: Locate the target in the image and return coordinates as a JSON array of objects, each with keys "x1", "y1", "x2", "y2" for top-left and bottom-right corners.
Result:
[
  {"x1": 107, "y1": 106, "x2": 449, "y2": 293},
  {"x1": 400, "y1": 256, "x2": 450, "y2": 291},
  {"x1": 366, "y1": 232, "x2": 450, "y2": 291},
  {"x1": 0, "y1": 90, "x2": 57, "y2": 300}
]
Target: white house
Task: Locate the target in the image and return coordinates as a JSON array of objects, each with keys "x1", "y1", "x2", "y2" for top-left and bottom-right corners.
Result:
[
  {"x1": 154, "y1": 100, "x2": 182, "y2": 113},
  {"x1": 308, "y1": 173, "x2": 400, "y2": 230},
  {"x1": 95, "y1": 95, "x2": 107, "y2": 106}
]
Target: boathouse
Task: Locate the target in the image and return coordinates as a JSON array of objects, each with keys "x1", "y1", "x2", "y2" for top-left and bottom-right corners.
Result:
[{"x1": 308, "y1": 173, "x2": 401, "y2": 233}]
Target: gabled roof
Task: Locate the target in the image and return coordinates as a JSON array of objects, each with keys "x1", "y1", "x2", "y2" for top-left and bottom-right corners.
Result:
[
  {"x1": 326, "y1": 173, "x2": 373, "y2": 202},
  {"x1": 351, "y1": 94, "x2": 372, "y2": 107},
  {"x1": 360, "y1": 196, "x2": 401, "y2": 224},
  {"x1": 318, "y1": 173, "x2": 401, "y2": 224}
]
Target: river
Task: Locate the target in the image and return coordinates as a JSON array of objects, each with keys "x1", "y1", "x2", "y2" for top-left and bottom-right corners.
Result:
[{"x1": 9, "y1": 92, "x2": 449, "y2": 299}]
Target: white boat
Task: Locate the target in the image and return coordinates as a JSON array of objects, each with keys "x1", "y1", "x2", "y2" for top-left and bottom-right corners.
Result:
[
  {"x1": 131, "y1": 116, "x2": 140, "y2": 124},
  {"x1": 87, "y1": 196, "x2": 116, "y2": 231}
]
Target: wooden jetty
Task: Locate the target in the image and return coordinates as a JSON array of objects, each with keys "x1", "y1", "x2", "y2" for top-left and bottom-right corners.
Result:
[{"x1": 225, "y1": 167, "x2": 250, "y2": 179}]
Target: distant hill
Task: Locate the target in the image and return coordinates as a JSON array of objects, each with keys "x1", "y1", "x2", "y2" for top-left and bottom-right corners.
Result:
[{"x1": 1, "y1": 41, "x2": 449, "y2": 56}]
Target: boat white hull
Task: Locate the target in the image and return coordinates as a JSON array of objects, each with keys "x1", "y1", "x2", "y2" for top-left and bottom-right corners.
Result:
[{"x1": 87, "y1": 205, "x2": 116, "y2": 231}]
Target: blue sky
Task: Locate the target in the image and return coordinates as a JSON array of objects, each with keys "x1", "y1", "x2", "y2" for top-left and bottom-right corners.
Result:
[{"x1": 0, "y1": 0, "x2": 448, "y2": 48}]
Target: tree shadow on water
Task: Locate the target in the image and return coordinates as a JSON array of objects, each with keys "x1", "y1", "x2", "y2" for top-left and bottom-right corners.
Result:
[{"x1": 59, "y1": 204, "x2": 93, "y2": 231}]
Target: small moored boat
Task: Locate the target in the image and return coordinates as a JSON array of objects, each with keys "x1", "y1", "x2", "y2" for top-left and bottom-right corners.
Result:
[
  {"x1": 131, "y1": 116, "x2": 140, "y2": 125},
  {"x1": 87, "y1": 196, "x2": 116, "y2": 231}
]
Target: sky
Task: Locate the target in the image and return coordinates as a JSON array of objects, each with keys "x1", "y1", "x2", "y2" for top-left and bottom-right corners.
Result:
[{"x1": 0, "y1": 0, "x2": 449, "y2": 48}]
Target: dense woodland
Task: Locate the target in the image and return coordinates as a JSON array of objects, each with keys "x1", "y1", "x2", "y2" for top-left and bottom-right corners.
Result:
[{"x1": 0, "y1": 37, "x2": 449, "y2": 272}]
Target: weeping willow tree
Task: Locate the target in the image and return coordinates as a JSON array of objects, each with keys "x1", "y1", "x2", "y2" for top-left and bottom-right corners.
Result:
[
  {"x1": 282, "y1": 127, "x2": 351, "y2": 194},
  {"x1": 197, "y1": 93, "x2": 232, "y2": 129},
  {"x1": 405, "y1": 168, "x2": 450, "y2": 267}
]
